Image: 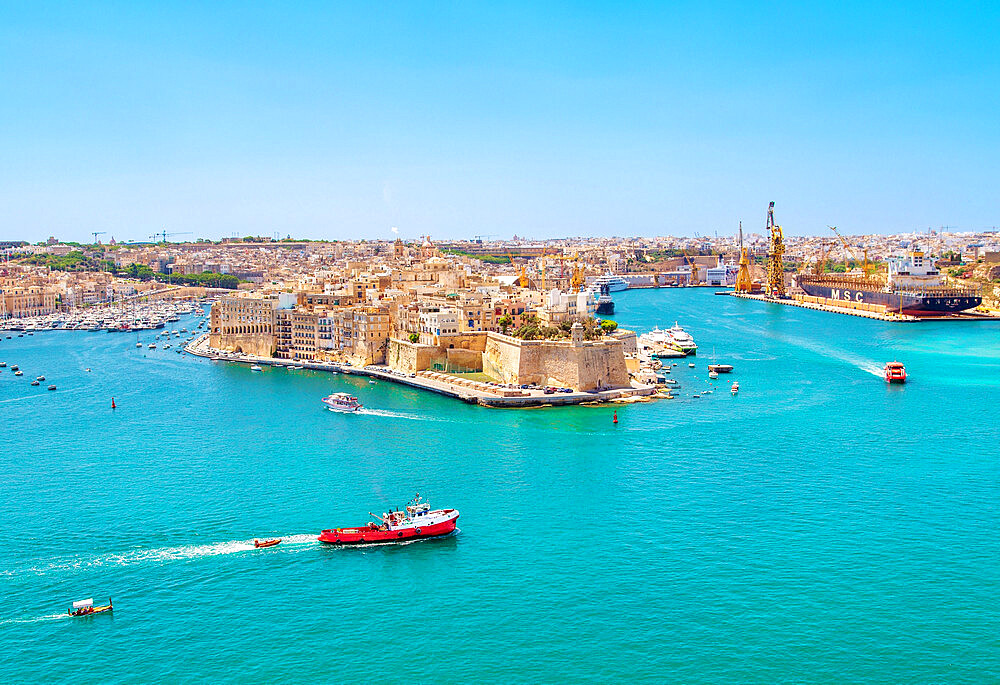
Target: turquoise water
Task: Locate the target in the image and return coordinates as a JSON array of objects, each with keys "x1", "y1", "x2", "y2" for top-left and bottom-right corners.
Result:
[{"x1": 2, "y1": 289, "x2": 998, "y2": 683}]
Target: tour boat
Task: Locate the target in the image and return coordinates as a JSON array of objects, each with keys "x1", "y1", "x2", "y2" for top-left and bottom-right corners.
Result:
[
  {"x1": 321, "y1": 392, "x2": 362, "y2": 412},
  {"x1": 69, "y1": 598, "x2": 113, "y2": 617},
  {"x1": 254, "y1": 538, "x2": 281, "y2": 548},
  {"x1": 884, "y1": 361, "x2": 906, "y2": 384},
  {"x1": 318, "y1": 494, "x2": 459, "y2": 546}
]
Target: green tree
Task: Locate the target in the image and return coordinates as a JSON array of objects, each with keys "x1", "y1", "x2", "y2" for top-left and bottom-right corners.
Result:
[
  {"x1": 497, "y1": 314, "x2": 513, "y2": 334},
  {"x1": 600, "y1": 320, "x2": 619, "y2": 333},
  {"x1": 408, "y1": 333, "x2": 419, "y2": 343}
]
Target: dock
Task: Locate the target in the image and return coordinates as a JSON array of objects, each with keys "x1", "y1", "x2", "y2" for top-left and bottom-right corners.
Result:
[
  {"x1": 728, "y1": 292, "x2": 1000, "y2": 322},
  {"x1": 184, "y1": 335, "x2": 658, "y2": 408}
]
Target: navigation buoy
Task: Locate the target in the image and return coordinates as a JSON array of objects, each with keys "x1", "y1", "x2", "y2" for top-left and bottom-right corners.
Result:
[
  {"x1": 111, "y1": 397, "x2": 116, "y2": 409},
  {"x1": 613, "y1": 410, "x2": 618, "y2": 424}
]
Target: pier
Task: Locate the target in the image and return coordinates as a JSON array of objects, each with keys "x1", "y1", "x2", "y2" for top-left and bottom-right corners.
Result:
[
  {"x1": 728, "y1": 292, "x2": 1000, "y2": 322},
  {"x1": 184, "y1": 334, "x2": 657, "y2": 408}
]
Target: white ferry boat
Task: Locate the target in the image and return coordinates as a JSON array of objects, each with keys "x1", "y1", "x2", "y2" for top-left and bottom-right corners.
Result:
[
  {"x1": 667, "y1": 322, "x2": 697, "y2": 355},
  {"x1": 322, "y1": 392, "x2": 362, "y2": 413},
  {"x1": 591, "y1": 272, "x2": 629, "y2": 292}
]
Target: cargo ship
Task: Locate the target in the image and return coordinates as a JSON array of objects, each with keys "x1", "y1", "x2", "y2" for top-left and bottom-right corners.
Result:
[{"x1": 795, "y1": 249, "x2": 981, "y2": 316}]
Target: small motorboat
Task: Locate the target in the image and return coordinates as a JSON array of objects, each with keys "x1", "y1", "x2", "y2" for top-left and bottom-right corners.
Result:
[
  {"x1": 0, "y1": 361, "x2": 6, "y2": 367},
  {"x1": 30, "y1": 380, "x2": 40, "y2": 386},
  {"x1": 148, "y1": 343, "x2": 156, "y2": 349},
  {"x1": 69, "y1": 598, "x2": 113, "y2": 617},
  {"x1": 688, "y1": 363, "x2": 696, "y2": 368},
  {"x1": 136, "y1": 342, "x2": 142, "y2": 348},
  {"x1": 708, "y1": 364, "x2": 734, "y2": 373},
  {"x1": 250, "y1": 365, "x2": 262, "y2": 372},
  {"x1": 14, "y1": 370, "x2": 23, "y2": 376},
  {"x1": 731, "y1": 381, "x2": 739, "y2": 394},
  {"x1": 708, "y1": 371, "x2": 719, "y2": 379},
  {"x1": 48, "y1": 385, "x2": 57, "y2": 390},
  {"x1": 36, "y1": 375, "x2": 45, "y2": 381},
  {"x1": 884, "y1": 361, "x2": 906, "y2": 384},
  {"x1": 254, "y1": 538, "x2": 281, "y2": 548},
  {"x1": 318, "y1": 494, "x2": 459, "y2": 546}
]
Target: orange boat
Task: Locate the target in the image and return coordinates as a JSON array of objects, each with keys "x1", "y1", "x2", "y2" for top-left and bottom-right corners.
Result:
[
  {"x1": 254, "y1": 538, "x2": 281, "y2": 548},
  {"x1": 884, "y1": 361, "x2": 906, "y2": 384},
  {"x1": 69, "y1": 598, "x2": 112, "y2": 617}
]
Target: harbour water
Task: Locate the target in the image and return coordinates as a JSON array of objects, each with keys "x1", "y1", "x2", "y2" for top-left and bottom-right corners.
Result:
[{"x1": 2, "y1": 289, "x2": 997, "y2": 682}]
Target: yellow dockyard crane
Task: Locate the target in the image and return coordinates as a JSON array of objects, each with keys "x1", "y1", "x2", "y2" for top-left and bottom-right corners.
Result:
[
  {"x1": 734, "y1": 221, "x2": 754, "y2": 293},
  {"x1": 570, "y1": 256, "x2": 586, "y2": 293},
  {"x1": 764, "y1": 202, "x2": 786, "y2": 298},
  {"x1": 509, "y1": 252, "x2": 529, "y2": 288},
  {"x1": 829, "y1": 226, "x2": 877, "y2": 276}
]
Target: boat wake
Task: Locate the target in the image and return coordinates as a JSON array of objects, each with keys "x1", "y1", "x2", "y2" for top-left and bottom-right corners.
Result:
[
  {"x1": 5, "y1": 534, "x2": 318, "y2": 577},
  {"x1": 355, "y1": 408, "x2": 448, "y2": 421},
  {"x1": 0, "y1": 613, "x2": 69, "y2": 626}
]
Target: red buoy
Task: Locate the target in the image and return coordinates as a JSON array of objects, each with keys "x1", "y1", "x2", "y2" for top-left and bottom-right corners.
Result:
[
  {"x1": 111, "y1": 397, "x2": 116, "y2": 409},
  {"x1": 613, "y1": 410, "x2": 618, "y2": 424}
]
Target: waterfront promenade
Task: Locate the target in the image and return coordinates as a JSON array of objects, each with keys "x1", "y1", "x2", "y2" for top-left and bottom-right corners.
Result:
[{"x1": 185, "y1": 334, "x2": 657, "y2": 407}]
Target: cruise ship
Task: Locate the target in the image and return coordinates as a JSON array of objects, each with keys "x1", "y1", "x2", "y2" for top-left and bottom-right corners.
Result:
[
  {"x1": 795, "y1": 249, "x2": 981, "y2": 316},
  {"x1": 591, "y1": 273, "x2": 629, "y2": 292}
]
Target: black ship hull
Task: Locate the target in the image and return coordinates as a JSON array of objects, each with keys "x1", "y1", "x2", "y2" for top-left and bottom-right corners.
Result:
[
  {"x1": 799, "y1": 283, "x2": 981, "y2": 315},
  {"x1": 596, "y1": 300, "x2": 615, "y2": 315}
]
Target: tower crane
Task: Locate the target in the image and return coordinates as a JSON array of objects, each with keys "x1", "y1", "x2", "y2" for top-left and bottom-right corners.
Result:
[
  {"x1": 91, "y1": 231, "x2": 107, "y2": 244},
  {"x1": 150, "y1": 229, "x2": 193, "y2": 244}
]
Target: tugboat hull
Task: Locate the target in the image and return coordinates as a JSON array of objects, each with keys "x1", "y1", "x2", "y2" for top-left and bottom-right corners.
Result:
[{"x1": 318, "y1": 509, "x2": 459, "y2": 545}]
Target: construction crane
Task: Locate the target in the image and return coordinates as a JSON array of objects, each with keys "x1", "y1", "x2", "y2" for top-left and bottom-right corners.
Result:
[
  {"x1": 764, "y1": 202, "x2": 786, "y2": 298},
  {"x1": 150, "y1": 229, "x2": 193, "y2": 244},
  {"x1": 91, "y1": 231, "x2": 106, "y2": 244}
]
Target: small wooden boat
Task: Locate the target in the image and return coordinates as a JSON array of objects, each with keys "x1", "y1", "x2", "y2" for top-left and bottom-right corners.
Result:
[
  {"x1": 254, "y1": 538, "x2": 281, "y2": 548},
  {"x1": 69, "y1": 598, "x2": 113, "y2": 617}
]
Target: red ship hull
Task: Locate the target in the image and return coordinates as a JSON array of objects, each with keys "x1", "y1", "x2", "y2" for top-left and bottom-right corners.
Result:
[{"x1": 318, "y1": 509, "x2": 458, "y2": 545}]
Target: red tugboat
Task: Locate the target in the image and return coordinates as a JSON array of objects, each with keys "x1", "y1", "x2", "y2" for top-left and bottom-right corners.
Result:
[
  {"x1": 884, "y1": 361, "x2": 907, "y2": 384},
  {"x1": 318, "y1": 494, "x2": 459, "y2": 545}
]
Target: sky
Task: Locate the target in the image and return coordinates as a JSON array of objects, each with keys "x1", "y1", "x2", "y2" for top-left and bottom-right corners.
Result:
[{"x1": 1, "y1": 1, "x2": 998, "y2": 243}]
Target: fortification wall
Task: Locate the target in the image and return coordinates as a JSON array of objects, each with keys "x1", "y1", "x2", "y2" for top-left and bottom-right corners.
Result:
[
  {"x1": 482, "y1": 332, "x2": 629, "y2": 390},
  {"x1": 387, "y1": 338, "x2": 437, "y2": 373}
]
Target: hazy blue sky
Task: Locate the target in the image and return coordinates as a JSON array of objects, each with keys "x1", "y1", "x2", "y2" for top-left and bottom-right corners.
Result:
[{"x1": 1, "y1": 2, "x2": 997, "y2": 243}]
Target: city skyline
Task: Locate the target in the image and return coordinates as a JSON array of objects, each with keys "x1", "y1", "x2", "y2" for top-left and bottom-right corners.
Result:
[{"x1": 2, "y1": 2, "x2": 998, "y2": 243}]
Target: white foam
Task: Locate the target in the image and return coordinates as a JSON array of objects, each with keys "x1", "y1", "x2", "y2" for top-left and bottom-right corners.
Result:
[{"x1": 4, "y1": 533, "x2": 318, "y2": 577}]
